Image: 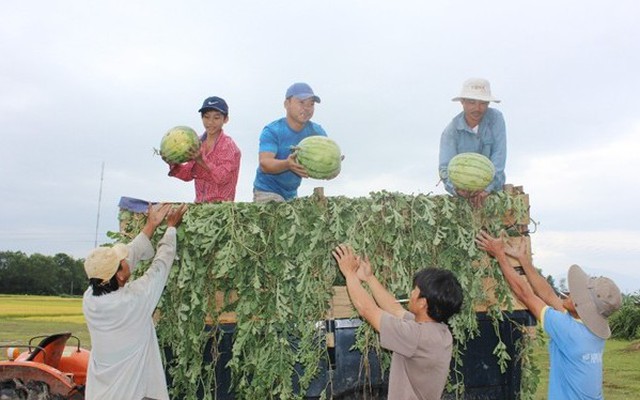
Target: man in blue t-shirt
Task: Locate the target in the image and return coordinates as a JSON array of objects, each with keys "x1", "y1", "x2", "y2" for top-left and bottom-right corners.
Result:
[
  {"x1": 253, "y1": 82, "x2": 327, "y2": 202},
  {"x1": 476, "y1": 231, "x2": 622, "y2": 400},
  {"x1": 439, "y1": 78, "x2": 507, "y2": 208}
]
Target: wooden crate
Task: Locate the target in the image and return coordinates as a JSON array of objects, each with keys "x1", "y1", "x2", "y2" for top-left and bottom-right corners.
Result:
[
  {"x1": 475, "y1": 235, "x2": 532, "y2": 312},
  {"x1": 205, "y1": 287, "x2": 355, "y2": 324},
  {"x1": 205, "y1": 290, "x2": 239, "y2": 325},
  {"x1": 327, "y1": 286, "x2": 356, "y2": 319},
  {"x1": 502, "y1": 184, "x2": 530, "y2": 229}
]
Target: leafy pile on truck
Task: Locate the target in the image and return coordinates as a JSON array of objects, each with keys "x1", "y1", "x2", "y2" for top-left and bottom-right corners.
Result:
[{"x1": 115, "y1": 188, "x2": 538, "y2": 399}]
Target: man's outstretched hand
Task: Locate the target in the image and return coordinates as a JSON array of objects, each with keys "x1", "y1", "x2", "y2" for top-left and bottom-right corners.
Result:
[
  {"x1": 475, "y1": 230, "x2": 506, "y2": 258},
  {"x1": 287, "y1": 154, "x2": 309, "y2": 178},
  {"x1": 356, "y1": 254, "x2": 373, "y2": 282},
  {"x1": 332, "y1": 244, "x2": 360, "y2": 278},
  {"x1": 147, "y1": 203, "x2": 171, "y2": 228},
  {"x1": 167, "y1": 204, "x2": 188, "y2": 228}
]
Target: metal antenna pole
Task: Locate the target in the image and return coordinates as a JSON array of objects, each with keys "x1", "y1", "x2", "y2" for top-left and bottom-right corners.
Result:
[{"x1": 94, "y1": 161, "x2": 105, "y2": 247}]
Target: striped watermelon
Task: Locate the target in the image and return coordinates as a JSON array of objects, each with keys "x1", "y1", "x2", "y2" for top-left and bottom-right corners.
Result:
[
  {"x1": 159, "y1": 126, "x2": 200, "y2": 164},
  {"x1": 447, "y1": 152, "x2": 495, "y2": 192},
  {"x1": 292, "y1": 136, "x2": 342, "y2": 180}
]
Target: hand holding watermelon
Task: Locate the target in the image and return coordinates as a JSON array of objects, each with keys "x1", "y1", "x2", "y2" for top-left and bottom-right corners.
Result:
[
  {"x1": 290, "y1": 136, "x2": 342, "y2": 180},
  {"x1": 157, "y1": 126, "x2": 201, "y2": 165},
  {"x1": 286, "y1": 154, "x2": 310, "y2": 178},
  {"x1": 446, "y1": 152, "x2": 495, "y2": 207},
  {"x1": 447, "y1": 152, "x2": 495, "y2": 192},
  {"x1": 466, "y1": 190, "x2": 490, "y2": 208}
]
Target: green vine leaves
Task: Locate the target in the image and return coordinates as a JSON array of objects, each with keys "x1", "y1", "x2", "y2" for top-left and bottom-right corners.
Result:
[{"x1": 113, "y1": 188, "x2": 535, "y2": 399}]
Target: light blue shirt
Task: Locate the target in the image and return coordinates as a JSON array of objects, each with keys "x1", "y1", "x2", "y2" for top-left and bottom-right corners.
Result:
[
  {"x1": 438, "y1": 107, "x2": 506, "y2": 194},
  {"x1": 253, "y1": 118, "x2": 327, "y2": 200},
  {"x1": 542, "y1": 307, "x2": 605, "y2": 400}
]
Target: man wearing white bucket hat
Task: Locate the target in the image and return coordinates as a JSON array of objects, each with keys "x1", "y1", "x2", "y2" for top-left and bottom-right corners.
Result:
[
  {"x1": 475, "y1": 231, "x2": 622, "y2": 399},
  {"x1": 82, "y1": 203, "x2": 188, "y2": 400},
  {"x1": 439, "y1": 78, "x2": 507, "y2": 207}
]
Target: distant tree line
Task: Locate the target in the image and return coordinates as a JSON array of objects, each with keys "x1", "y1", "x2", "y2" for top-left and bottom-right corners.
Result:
[
  {"x1": 0, "y1": 251, "x2": 87, "y2": 296},
  {"x1": 1, "y1": 250, "x2": 637, "y2": 340}
]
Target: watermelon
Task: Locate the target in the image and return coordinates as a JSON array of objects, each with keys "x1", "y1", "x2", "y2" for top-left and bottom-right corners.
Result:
[
  {"x1": 292, "y1": 136, "x2": 342, "y2": 180},
  {"x1": 447, "y1": 152, "x2": 495, "y2": 192},
  {"x1": 159, "y1": 126, "x2": 200, "y2": 164}
]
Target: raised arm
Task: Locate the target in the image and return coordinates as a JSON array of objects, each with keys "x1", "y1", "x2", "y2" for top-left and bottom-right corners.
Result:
[
  {"x1": 357, "y1": 255, "x2": 405, "y2": 317},
  {"x1": 137, "y1": 204, "x2": 189, "y2": 312},
  {"x1": 475, "y1": 232, "x2": 548, "y2": 320},
  {"x1": 142, "y1": 203, "x2": 172, "y2": 238},
  {"x1": 504, "y1": 237, "x2": 564, "y2": 311},
  {"x1": 332, "y1": 244, "x2": 384, "y2": 332},
  {"x1": 126, "y1": 204, "x2": 172, "y2": 271}
]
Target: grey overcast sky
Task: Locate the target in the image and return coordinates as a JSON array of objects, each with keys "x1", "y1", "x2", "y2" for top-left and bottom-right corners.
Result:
[{"x1": 1, "y1": 1, "x2": 639, "y2": 293}]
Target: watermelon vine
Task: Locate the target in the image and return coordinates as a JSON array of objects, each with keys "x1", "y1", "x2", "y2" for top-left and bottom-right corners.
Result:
[{"x1": 113, "y1": 188, "x2": 540, "y2": 399}]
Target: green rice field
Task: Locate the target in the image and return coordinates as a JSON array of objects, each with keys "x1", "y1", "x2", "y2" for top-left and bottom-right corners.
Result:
[{"x1": 0, "y1": 294, "x2": 91, "y2": 353}]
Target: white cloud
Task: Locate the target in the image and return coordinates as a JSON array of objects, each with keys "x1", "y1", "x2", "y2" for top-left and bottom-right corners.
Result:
[
  {"x1": 2, "y1": 0, "x2": 640, "y2": 295},
  {"x1": 510, "y1": 126, "x2": 640, "y2": 228},
  {"x1": 531, "y1": 229, "x2": 640, "y2": 294}
]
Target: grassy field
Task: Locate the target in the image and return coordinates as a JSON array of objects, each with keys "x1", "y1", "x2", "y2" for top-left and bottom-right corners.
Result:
[
  {"x1": 1, "y1": 295, "x2": 639, "y2": 398},
  {"x1": 0, "y1": 294, "x2": 91, "y2": 355},
  {"x1": 531, "y1": 337, "x2": 640, "y2": 399}
]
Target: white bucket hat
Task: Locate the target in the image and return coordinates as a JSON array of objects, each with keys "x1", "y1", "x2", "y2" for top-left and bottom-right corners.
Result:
[
  {"x1": 568, "y1": 264, "x2": 622, "y2": 339},
  {"x1": 452, "y1": 78, "x2": 501, "y2": 103},
  {"x1": 84, "y1": 243, "x2": 129, "y2": 282}
]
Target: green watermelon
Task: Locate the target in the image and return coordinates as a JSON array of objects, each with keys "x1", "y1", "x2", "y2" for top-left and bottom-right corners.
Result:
[
  {"x1": 292, "y1": 136, "x2": 342, "y2": 180},
  {"x1": 159, "y1": 126, "x2": 200, "y2": 164},
  {"x1": 447, "y1": 152, "x2": 495, "y2": 192}
]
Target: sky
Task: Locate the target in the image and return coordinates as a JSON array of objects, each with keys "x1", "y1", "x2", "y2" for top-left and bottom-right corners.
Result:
[{"x1": 1, "y1": 1, "x2": 639, "y2": 293}]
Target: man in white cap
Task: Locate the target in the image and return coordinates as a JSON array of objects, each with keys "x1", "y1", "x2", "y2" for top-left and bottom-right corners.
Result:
[
  {"x1": 253, "y1": 82, "x2": 328, "y2": 202},
  {"x1": 82, "y1": 203, "x2": 187, "y2": 400},
  {"x1": 476, "y1": 231, "x2": 622, "y2": 399},
  {"x1": 439, "y1": 78, "x2": 506, "y2": 207}
]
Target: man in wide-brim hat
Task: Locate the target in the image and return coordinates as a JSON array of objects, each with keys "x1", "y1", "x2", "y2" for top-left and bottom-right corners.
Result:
[
  {"x1": 475, "y1": 231, "x2": 622, "y2": 400},
  {"x1": 438, "y1": 78, "x2": 507, "y2": 208}
]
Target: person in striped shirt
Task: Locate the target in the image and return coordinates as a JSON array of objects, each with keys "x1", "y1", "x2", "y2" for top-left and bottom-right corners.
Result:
[{"x1": 165, "y1": 96, "x2": 241, "y2": 202}]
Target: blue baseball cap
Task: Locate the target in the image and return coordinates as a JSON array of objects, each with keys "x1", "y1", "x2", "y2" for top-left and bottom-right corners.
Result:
[
  {"x1": 285, "y1": 82, "x2": 321, "y2": 103},
  {"x1": 198, "y1": 96, "x2": 229, "y2": 115}
]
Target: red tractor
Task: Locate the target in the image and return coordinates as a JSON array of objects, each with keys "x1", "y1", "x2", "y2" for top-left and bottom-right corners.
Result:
[{"x1": 0, "y1": 332, "x2": 89, "y2": 399}]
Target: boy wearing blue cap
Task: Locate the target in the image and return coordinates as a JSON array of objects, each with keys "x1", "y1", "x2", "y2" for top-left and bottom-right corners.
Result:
[
  {"x1": 165, "y1": 96, "x2": 241, "y2": 202},
  {"x1": 253, "y1": 82, "x2": 327, "y2": 202}
]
